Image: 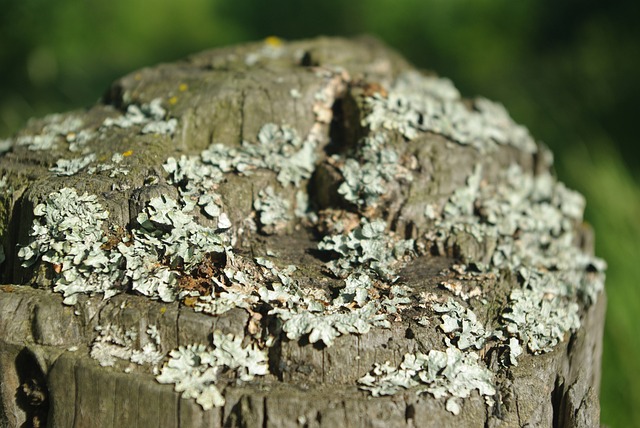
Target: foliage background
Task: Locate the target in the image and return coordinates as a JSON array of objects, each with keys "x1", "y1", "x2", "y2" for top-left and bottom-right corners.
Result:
[{"x1": 1, "y1": 0, "x2": 638, "y2": 425}]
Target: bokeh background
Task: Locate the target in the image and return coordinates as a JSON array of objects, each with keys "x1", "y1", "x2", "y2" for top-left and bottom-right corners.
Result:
[{"x1": 1, "y1": 0, "x2": 638, "y2": 425}]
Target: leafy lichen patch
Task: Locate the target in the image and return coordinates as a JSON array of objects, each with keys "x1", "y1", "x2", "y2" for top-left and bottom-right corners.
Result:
[
  {"x1": 318, "y1": 218, "x2": 414, "y2": 280},
  {"x1": 101, "y1": 98, "x2": 177, "y2": 136},
  {"x1": 358, "y1": 346, "x2": 496, "y2": 415},
  {"x1": 90, "y1": 324, "x2": 164, "y2": 369},
  {"x1": 432, "y1": 298, "x2": 490, "y2": 351},
  {"x1": 18, "y1": 189, "x2": 228, "y2": 305},
  {"x1": 334, "y1": 132, "x2": 413, "y2": 208},
  {"x1": 18, "y1": 188, "x2": 121, "y2": 305},
  {"x1": 49, "y1": 153, "x2": 96, "y2": 176},
  {"x1": 362, "y1": 71, "x2": 537, "y2": 154},
  {"x1": 424, "y1": 164, "x2": 606, "y2": 360},
  {"x1": 253, "y1": 186, "x2": 291, "y2": 235},
  {"x1": 156, "y1": 331, "x2": 268, "y2": 410},
  {"x1": 201, "y1": 123, "x2": 317, "y2": 187}
]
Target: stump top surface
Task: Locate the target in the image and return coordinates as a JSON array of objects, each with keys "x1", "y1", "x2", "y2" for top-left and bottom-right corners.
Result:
[{"x1": 0, "y1": 36, "x2": 606, "y2": 426}]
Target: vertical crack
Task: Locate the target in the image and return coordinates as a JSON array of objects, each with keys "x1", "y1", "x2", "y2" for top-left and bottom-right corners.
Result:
[
  {"x1": 551, "y1": 376, "x2": 565, "y2": 428},
  {"x1": 262, "y1": 396, "x2": 268, "y2": 428}
]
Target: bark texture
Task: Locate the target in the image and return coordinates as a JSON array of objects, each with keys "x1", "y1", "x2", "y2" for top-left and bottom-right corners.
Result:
[{"x1": 0, "y1": 37, "x2": 605, "y2": 427}]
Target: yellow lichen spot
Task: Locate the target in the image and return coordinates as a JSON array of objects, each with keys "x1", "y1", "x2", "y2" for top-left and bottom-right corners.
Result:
[
  {"x1": 160, "y1": 307, "x2": 167, "y2": 315},
  {"x1": 122, "y1": 150, "x2": 134, "y2": 157},
  {"x1": 134, "y1": 73, "x2": 142, "y2": 81},
  {"x1": 265, "y1": 36, "x2": 283, "y2": 47},
  {"x1": 179, "y1": 83, "x2": 188, "y2": 92},
  {"x1": 168, "y1": 96, "x2": 178, "y2": 105}
]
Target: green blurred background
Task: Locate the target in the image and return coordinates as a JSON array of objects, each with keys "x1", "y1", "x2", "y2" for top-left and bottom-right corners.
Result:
[{"x1": 1, "y1": 0, "x2": 638, "y2": 425}]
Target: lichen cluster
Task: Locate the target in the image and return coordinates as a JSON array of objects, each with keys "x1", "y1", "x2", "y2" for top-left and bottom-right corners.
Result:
[
  {"x1": 18, "y1": 189, "x2": 227, "y2": 305},
  {"x1": 6, "y1": 53, "x2": 606, "y2": 416},
  {"x1": 156, "y1": 331, "x2": 269, "y2": 410},
  {"x1": 424, "y1": 164, "x2": 605, "y2": 356},
  {"x1": 358, "y1": 347, "x2": 496, "y2": 416},
  {"x1": 363, "y1": 70, "x2": 537, "y2": 153}
]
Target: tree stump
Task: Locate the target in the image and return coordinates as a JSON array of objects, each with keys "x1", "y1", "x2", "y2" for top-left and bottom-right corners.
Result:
[{"x1": 0, "y1": 36, "x2": 606, "y2": 427}]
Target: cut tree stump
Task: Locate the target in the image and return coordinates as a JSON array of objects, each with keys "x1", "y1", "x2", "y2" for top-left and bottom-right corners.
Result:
[{"x1": 0, "y1": 36, "x2": 606, "y2": 427}]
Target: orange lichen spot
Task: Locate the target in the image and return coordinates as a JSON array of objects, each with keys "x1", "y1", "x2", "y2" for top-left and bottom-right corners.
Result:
[
  {"x1": 0, "y1": 285, "x2": 15, "y2": 293},
  {"x1": 53, "y1": 263, "x2": 63, "y2": 274},
  {"x1": 182, "y1": 296, "x2": 198, "y2": 308},
  {"x1": 168, "y1": 96, "x2": 178, "y2": 105},
  {"x1": 265, "y1": 36, "x2": 283, "y2": 47},
  {"x1": 179, "y1": 83, "x2": 188, "y2": 92},
  {"x1": 362, "y1": 82, "x2": 388, "y2": 98},
  {"x1": 159, "y1": 307, "x2": 167, "y2": 315},
  {"x1": 122, "y1": 150, "x2": 134, "y2": 157}
]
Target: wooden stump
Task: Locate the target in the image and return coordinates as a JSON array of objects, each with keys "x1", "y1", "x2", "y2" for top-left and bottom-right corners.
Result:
[{"x1": 0, "y1": 37, "x2": 606, "y2": 427}]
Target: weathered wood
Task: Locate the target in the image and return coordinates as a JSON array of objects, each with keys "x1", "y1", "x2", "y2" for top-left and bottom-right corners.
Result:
[{"x1": 0, "y1": 36, "x2": 605, "y2": 427}]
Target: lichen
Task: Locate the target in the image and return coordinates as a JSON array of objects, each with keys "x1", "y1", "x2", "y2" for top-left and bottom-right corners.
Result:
[
  {"x1": 358, "y1": 346, "x2": 496, "y2": 415},
  {"x1": 18, "y1": 189, "x2": 227, "y2": 304},
  {"x1": 318, "y1": 218, "x2": 414, "y2": 280},
  {"x1": 334, "y1": 132, "x2": 412, "y2": 208},
  {"x1": 49, "y1": 153, "x2": 96, "y2": 176},
  {"x1": 102, "y1": 98, "x2": 177, "y2": 136},
  {"x1": 120, "y1": 195, "x2": 227, "y2": 301},
  {"x1": 425, "y1": 164, "x2": 606, "y2": 361},
  {"x1": 501, "y1": 287, "x2": 580, "y2": 354},
  {"x1": 156, "y1": 331, "x2": 268, "y2": 410},
  {"x1": 87, "y1": 152, "x2": 130, "y2": 177},
  {"x1": 200, "y1": 123, "x2": 316, "y2": 187},
  {"x1": 432, "y1": 298, "x2": 490, "y2": 351},
  {"x1": 18, "y1": 188, "x2": 122, "y2": 305},
  {"x1": 253, "y1": 186, "x2": 291, "y2": 234},
  {"x1": 90, "y1": 324, "x2": 164, "y2": 369},
  {"x1": 363, "y1": 71, "x2": 537, "y2": 153}
]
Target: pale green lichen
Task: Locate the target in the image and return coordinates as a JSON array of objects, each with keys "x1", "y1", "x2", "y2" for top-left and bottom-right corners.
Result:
[
  {"x1": 201, "y1": 123, "x2": 316, "y2": 187},
  {"x1": 363, "y1": 71, "x2": 537, "y2": 153},
  {"x1": 87, "y1": 152, "x2": 130, "y2": 177},
  {"x1": 271, "y1": 301, "x2": 390, "y2": 347},
  {"x1": 16, "y1": 134, "x2": 58, "y2": 151},
  {"x1": 501, "y1": 287, "x2": 580, "y2": 354},
  {"x1": 156, "y1": 331, "x2": 268, "y2": 410},
  {"x1": 425, "y1": 164, "x2": 606, "y2": 361},
  {"x1": 18, "y1": 189, "x2": 227, "y2": 304},
  {"x1": 358, "y1": 346, "x2": 496, "y2": 415},
  {"x1": 18, "y1": 188, "x2": 122, "y2": 304},
  {"x1": 90, "y1": 324, "x2": 164, "y2": 369},
  {"x1": 13, "y1": 114, "x2": 84, "y2": 152},
  {"x1": 432, "y1": 298, "x2": 489, "y2": 351},
  {"x1": 253, "y1": 257, "x2": 390, "y2": 347},
  {"x1": 120, "y1": 195, "x2": 227, "y2": 301},
  {"x1": 253, "y1": 186, "x2": 291, "y2": 234},
  {"x1": 102, "y1": 98, "x2": 177, "y2": 135},
  {"x1": 49, "y1": 153, "x2": 96, "y2": 176},
  {"x1": 335, "y1": 133, "x2": 412, "y2": 207},
  {"x1": 318, "y1": 218, "x2": 414, "y2": 280}
]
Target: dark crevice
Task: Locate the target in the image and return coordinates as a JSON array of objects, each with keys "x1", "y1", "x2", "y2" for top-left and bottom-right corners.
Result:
[
  {"x1": 404, "y1": 403, "x2": 415, "y2": 423},
  {"x1": 266, "y1": 332, "x2": 284, "y2": 382},
  {"x1": 102, "y1": 82, "x2": 126, "y2": 109},
  {"x1": 299, "y1": 51, "x2": 316, "y2": 67},
  {"x1": 262, "y1": 396, "x2": 268, "y2": 428},
  {"x1": 324, "y1": 98, "x2": 347, "y2": 156},
  {"x1": 551, "y1": 376, "x2": 566, "y2": 428},
  {"x1": 14, "y1": 348, "x2": 48, "y2": 428}
]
